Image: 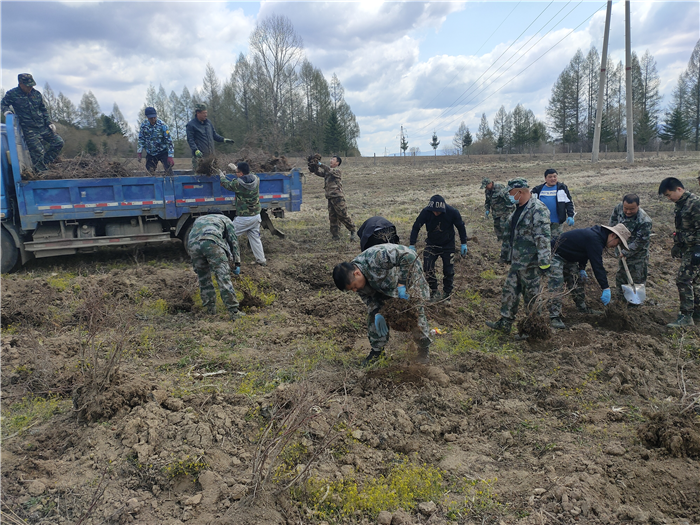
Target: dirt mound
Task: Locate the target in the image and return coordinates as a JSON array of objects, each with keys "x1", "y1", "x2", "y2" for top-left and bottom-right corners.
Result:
[
  {"x1": 73, "y1": 372, "x2": 154, "y2": 422},
  {"x1": 26, "y1": 154, "x2": 132, "y2": 180},
  {"x1": 517, "y1": 313, "x2": 551, "y2": 340},
  {"x1": 638, "y1": 410, "x2": 700, "y2": 457},
  {"x1": 381, "y1": 298, "x2": 419, "y2": 332},
  {"x1": 1, "y1": 278, "x2": 60, "y2": 327},
  {"x1": 240, "y1": 290, "x2": 266, "y2": 309}
]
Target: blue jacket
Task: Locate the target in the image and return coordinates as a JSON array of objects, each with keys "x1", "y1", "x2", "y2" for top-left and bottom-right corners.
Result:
[
  {"x1": 137, "y1": 118, "x2": 174, "y2": 157},
  {"x1": 532, "y1": 182, "x2": 575, "y2": 224}
]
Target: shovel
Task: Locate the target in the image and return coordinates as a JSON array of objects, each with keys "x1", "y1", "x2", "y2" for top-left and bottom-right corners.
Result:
[{"x1": 620, "y1": 255, "x2": 646, "y2": 305}]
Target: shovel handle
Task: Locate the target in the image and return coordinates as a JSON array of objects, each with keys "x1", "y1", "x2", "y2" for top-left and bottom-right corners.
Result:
[{"x1": 619, "y1": 251, "x2": 637, "y2": 294}]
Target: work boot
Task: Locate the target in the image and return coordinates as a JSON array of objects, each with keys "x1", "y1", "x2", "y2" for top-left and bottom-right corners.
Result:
[
  {"x1": 550, "y1": 317, "x2": 566, "y2": 329},
  {"x1": 667, "y1": 314, "x2": 695, "y2": 328},
  {"x1": 331, "y1": 234, "x2": 340, "y2": 241},
  {"x1": 576, "y1": 303, "x2": 603, "y2": 315},
  {"x1": 255, "y1": 260, "x2": 267, "y2": 267},
  {"x1": 230, "y1": 310, "x2": 247, "y2": 321},
  {"x1": 349, "y1": 230, "x2": 358, "y2": 242},
  {"x1": 429, "y1": 290, "x2": 441, "y2": 303},
  {"x1": 416, "y1": 346, "x2": 430, "y2": 365},
  {"x1": 442, "y1": 294, "x2": 452, "y2": 305},
  {"x1": 361, "y1": 349, "x2": 384, "y2": 367},
  {"x1": 486, "y1": 317, "x2": 512, "y2": 333}
]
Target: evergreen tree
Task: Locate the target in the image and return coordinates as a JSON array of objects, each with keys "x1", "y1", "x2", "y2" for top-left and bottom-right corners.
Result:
[
  {"x1": 100, "y1": 114, "x2": 121, "y2": 136},
  {"x1": 493, "y1": 106, "x2": 507, "y2": 153},
  {"x1": 400, "y1": 132, "x2": 409, "y2": 156},
  {"x1": 660, "y1": 106, "x2": 691, "y2": 150},
  {"x1": 55, "y1": 92, "x2": 79, "y2": 126},
  {"x1": 429, "y1": 132, "x2": 440, "y2": 157},
  {"x1": 453, "y1": 121, "x2": 468, "y2": 154},
  {"x1": 685, "y1": 39, "x2": 700, "y2": 150},
  {"x1": 323, "y1": 109, "x2": 344, "y2": 154},
  {"x1": 462, "y1": 128, "x2": 472, "y2": 156},
  {"x1": 476, "y1": 113, "x2": 494, "y2": 153}
]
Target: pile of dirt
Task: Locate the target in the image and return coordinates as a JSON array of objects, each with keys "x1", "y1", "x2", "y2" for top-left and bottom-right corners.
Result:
[
  {"x1": 638, "y1": 409, "x2": 700, "y2": 457},
  {"x1": 517, "y1": 313, "x2": 552, "y2": 340},
  {"x1": 72, "y1": 372, "x2": 154, "y2": 422},
  {"x1": 381, "y1": 298, "x2": 419, "y2": 332},
  {"x1": 25, "y1": 154, "x2": 132, "y2": 180}
]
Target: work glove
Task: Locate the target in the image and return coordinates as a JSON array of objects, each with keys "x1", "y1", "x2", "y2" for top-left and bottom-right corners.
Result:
[
  {"x1": 485, "y1": 210, "x2": 490, "y2": 218},
  {"x1": 539, "y1": 264, "x2": 550, "y2": 274},
  {"x1": 167, "y1": 157, "x2": 174, "y2": 167},
  {"x1": 194, "y1": 150, "x2": 203, "y2": 159},
  {"x1": 566, "y1": 217, "x2": 575, "y2": 226},
  {"x1": 579, "y1": 269, "x2": 588, "y2": 281},
  {"x1": 217, "y1": 170, "x2": 227, "y2": 181},
  {"x1": 409, "y1": 245, "x2": 416, "y2": 252},
  {"x1": 137, "y1": 152, "x2": 142, "y2": 163},
  {"x1": 48, "y1": 123, "x2": 56, "y2": 132},
  {"x1": 233, "y1": 265, "x2": 241, "y2": 276},
  {"x1": 671, "y1": 245, "x2": 682, "y2": 259},
  {"x1": 460, "y1": 244, "x2": 468, "y2": 257},
  {"x1": 374, "y1": 314, "x2": 389, "y2": 337},
  {"x1": 397, "y1": 285, "x2": 410, "y2": 300},
  {"x1": 600, "y1": 288, "x2": 611, "y2": 305},
  {"x1": 224, "y1": 138, "x2": 234, "y2": 144}
]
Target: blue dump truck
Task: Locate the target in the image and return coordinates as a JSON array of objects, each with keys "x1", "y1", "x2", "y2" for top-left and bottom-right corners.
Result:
[{"x1": 1, "y1": 115, "x2": 302, "y2": 273}]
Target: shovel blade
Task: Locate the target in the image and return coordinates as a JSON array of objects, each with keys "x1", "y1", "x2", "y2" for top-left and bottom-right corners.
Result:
[{"x1": 622, "y1": 283, "x2": 645, "y2": 304}]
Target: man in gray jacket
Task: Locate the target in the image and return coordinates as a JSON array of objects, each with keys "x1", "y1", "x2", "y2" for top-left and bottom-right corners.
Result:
[{"x1": 186, "y1": 103, "x2": 234, "y2": 170}]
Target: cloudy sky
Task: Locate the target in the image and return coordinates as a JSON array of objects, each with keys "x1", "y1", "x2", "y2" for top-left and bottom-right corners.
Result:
[{"x1": 2, "y1": 1, "x2": 698, "y2": 156}]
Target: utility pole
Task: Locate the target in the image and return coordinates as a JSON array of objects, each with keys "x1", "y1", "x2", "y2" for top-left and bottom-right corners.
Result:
[
  {"x1": 625, "y1": 0, "x2": 634, "y2": 163},
  {"x1": 592, "y1": 0, "x2": 612, "y2": 163}
]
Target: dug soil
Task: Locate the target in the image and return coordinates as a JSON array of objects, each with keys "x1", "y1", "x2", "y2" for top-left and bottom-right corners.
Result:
[{"x1": 2, "y1": 153, "x2": 699, "y2": 525}]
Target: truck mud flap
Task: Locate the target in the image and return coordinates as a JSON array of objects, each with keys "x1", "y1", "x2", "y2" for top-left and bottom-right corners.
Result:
[{"x1": 260, "y1": 209, "x2": 285, "y2": 239}]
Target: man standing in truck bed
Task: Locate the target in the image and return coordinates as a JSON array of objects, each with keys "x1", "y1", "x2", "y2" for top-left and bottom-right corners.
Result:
[
  {"x1": 137, "y1": 106, "x2": 174, "y2": 175},
  {"x1": 1, "y1": 73, "x2": 63, "y2": 172},
  {"x1": 185, "y1": 103, "x2": 234, "y2": 170},
  {"x1": 308, "y1": 154, "x2": 357, "y2": 242}
]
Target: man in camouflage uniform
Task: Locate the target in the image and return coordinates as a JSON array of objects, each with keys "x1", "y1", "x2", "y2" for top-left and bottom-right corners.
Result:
[
  {"x1": 481, "y1": 178, "x2": 515, "y2": 242},
  {"x1": 1, "y1": 73, "x2": 63, "y2": 172},
  {"x1": 185, "y1": 103, "x2": 234, "y2": 171},
  {"x1": 187, "y1": 214, "x2": 245, "y2": 320},
  {"x1": 333, "y1": 244, "x2": 431, "y2": 364},
  {"x1": 219, "y1": 162, "x2": 266, "y2": 266},
  {"x1": 308, "y1": 154, "x2": 357, "y2": 241},
  {"x1": 659, "y1": 177, "x2": 700, "y2": 327},
  {"x1": 486, "y1": 178, "x2": 551, "y2": 334},
  {"x1": 137, "y1": 106, "x2": 174, "y2": 175},
  {"x1": 608, "y1": 194, "x2": 652, "y2": 302}
]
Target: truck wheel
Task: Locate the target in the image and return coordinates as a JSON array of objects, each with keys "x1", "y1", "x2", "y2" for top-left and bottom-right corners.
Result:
[
  {"x1": 1, "y1": 228, "x2": 20, "y2": 274},
  {"x1": 179, "y1": 222, "x2": 194, "y2": 257}
]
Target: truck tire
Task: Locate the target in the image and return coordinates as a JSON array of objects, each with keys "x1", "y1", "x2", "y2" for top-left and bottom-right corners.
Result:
[
  {"x1": 179, "y1": 222, "x2": 194, "y2": 257},
  {"x1": 1, "y1": 227, "x2": 20, "y2": 274}
]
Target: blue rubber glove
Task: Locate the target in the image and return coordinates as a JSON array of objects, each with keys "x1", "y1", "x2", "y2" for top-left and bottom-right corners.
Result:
[
  {"x1": 566, "y1": 217, "x2": 575, "y2": 226},
  {"x1": 485, "y1": 210, "x2": 490, "y2": 218},
  {"x1": 233, "y1": 266, "x2": 241, "y2": 275},
  {"x1": 409, "y1": 245, "x2": 416, "y2": 252},
  {"x1": 579, "y1": 269, "x2": 588, "y2": 280},
  {"x1": 374, "y1": 314, "x2": 389, "y2": 336},
  {"x1": 460, "y1": 244, "x2": 468, "y2": 256},
  {"x1": 397, "y1": 285, "x2": 409, "y2": 300},
  {"x1": 600, "y1": 288, "x2": 611, "y2": 305}
]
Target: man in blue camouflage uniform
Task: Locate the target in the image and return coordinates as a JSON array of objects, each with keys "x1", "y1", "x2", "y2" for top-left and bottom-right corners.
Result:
[
  {"x1": 486, "y1": 178, "x2": 551, "y2": 335},
  {"x1": 481, "y1": 178, "x2": 515, "y2": 242},
  {"x1": 185, "y1": 103, "x2": 234, "y2": 171},
  {"x1": 660, "y1": 177, "x2": 700, "y2": 327},
  {"x1": 608, "y1": 194, "x2": 652, "y2": 303},
  {"x1": 1, "y1": 73, "x2": 63, "y2": 172},
  {"x1": 137, "y1": 107, "x2": 175, "y2": 175},
  {"x1": 187, "y1": 214, "x2": 245, "y2": 320},
  {"x1": 333, "y1": 244, "x2": 432, "y2": 364}
]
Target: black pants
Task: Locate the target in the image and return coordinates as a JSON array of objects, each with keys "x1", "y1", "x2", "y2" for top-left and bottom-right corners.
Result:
[
  {"x1": 424, "y1": 246, "x2": 455, "y2": 296},
  {"x1": 146, "y1": 149, "x2": 173, "y2": 175}
]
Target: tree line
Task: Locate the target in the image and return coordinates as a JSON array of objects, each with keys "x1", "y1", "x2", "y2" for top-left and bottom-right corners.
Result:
[{"x1": 1, "y1": 14, "x2": 360, "y2": 159}]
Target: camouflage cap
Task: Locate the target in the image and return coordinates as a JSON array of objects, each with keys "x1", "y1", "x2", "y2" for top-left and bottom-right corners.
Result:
[
  {"x1": 18, "y1": 73, "x2": 36, "y2": 87},
  {"x1": 195, "y1": 103, "x2": 207, "y2": 112},
  {"x1": 479, "y1": 177, "x2": 492, "y2": 189},
  {"x1": 507, "y1": 178, "x2": 529, "y2": 190}
]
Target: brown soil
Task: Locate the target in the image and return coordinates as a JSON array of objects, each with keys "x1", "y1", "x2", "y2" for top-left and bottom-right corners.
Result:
[
  {"x1": 380, "y1": 297, "x2": 419, "y2": 332},
  {"x1": 517, "y1": 313, "x2": 552, "y2": 341},
  {"x1": 2, "y1": 153, "x2": 700, "y2": 525},
  {"x1": 196, "y1": 148, "x2": 293, "y2": 176}
]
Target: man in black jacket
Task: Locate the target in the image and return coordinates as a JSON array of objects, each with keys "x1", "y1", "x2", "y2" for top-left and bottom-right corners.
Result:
[
  {"x1": 548, "y1": 224, "x2": 630, "y2": 328},
  {"x1": 185, "y1": 103, "x2": 234, "y2": 171},
  {"x1": 409, "y1": 195, "x2": 468, "y2": 304},
  {"x1": 531, "y1": 169, "x2": 575, "y2": 238},
  {"x1": 358, "y1": 216, "x2": 399, "y2": 252}
]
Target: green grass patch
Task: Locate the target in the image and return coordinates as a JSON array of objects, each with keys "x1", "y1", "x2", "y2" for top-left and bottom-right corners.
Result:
[
  {"x1": 46, "y1": 272, "x2": 76, "y2": 292},
  {"x1": 479, "y1": 269, "x2": 498, "y2": 280},
  {"x1": 1, "y1": 395, "x2": 71, "y2": 440},
  {"x1": 433, "y1": 327, "x2": 515, "y2": 356}
]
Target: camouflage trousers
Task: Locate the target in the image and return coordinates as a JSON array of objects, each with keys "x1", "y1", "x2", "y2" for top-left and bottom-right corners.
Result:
[
  {"x1": 190, "y1": 239, "x2": 239, "y2": 314},
  {"x1": 24, "y1": 127, "x2": 63, "y2": 172},
  {"x1": 548, "y1": 255, "x2": 586, "y2": 318},
  {"x1": 328, "y1": 196, "x2": 356, "y2": 236},
  {"x1": 613, "y1": 255, "x2": 648, "y2": 298},
  {"x1": 493, "y1": 216, "x2": 506, "y2": 242},
  {"x1": 499, "y1": 265, "x2": 543, "y2": 321},
  {"x1": 550, "y1": 222, "x2": 563, "y2": 239},
  {"x1": 676, "y1": 251, "x2": 700, "y2": 315}
]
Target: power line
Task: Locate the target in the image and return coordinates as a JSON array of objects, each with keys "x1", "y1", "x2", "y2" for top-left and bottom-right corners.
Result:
[
  {"x1": 421, "y1": 1, "x2": 522, "y2": 111},
  {"x1": 419, "y1": 1, "x2": 555, "y2": 134},
  {"x1": 441, "y1": 1, "x2": 608, "y2": 132}
]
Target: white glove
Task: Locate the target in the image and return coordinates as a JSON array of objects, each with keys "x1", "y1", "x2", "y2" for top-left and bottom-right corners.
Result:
[
  {"x1": 216, "y1": 169, "x2": 226, "y2": 180},
  {"x1": 3, "y1": 111, "x2": 13, "y2": 117},
  {"x1": 49, "y1": 123, "x2": 56, "y2": 132},
  {"x1": 228, "y1": 163, "x2": 237, "y2": 172}
]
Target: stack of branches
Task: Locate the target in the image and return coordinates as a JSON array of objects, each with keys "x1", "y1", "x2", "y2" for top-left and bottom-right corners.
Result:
[
  {"x1": 24, "y1": 153, "x2": 134, "y2": 180},
  {"x1": 196, "y1": 147, "x2": 292, "y2": 176}
]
